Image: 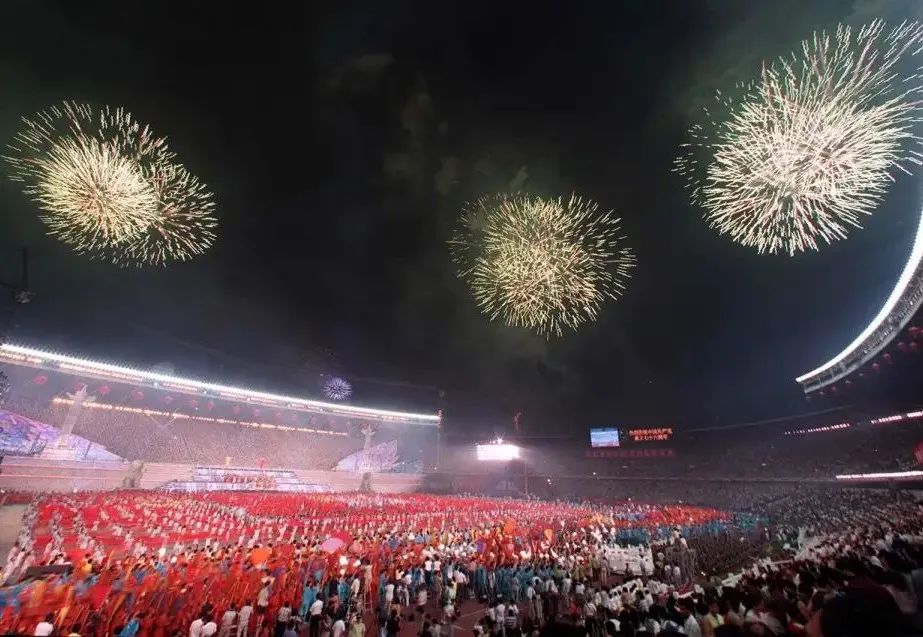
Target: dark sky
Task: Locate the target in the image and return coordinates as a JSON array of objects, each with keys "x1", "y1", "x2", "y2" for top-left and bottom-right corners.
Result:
[{"x1": 1, "y1": 0, "x2": 922, "y2": 437}]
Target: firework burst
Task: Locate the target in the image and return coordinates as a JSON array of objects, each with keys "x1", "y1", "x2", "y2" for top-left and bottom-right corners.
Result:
[
  {"x1": 450, "y1": 193, "x2": 635, "y2": 337},
  {"x1": 35, "y1": 138, "x2": 159, "y2": 250},
  {"x1": 108, "y1": 162, "x2": 217, "y2": 266},
  {"x1": 675, "y1": 20, "x2": 923, "y2": 255},
  {"x1": 324, "y1": 377, "x2": 353, "y2": 401},
  {"x1": 5, "y1": 101, "x2": 216, "y2": 266}
]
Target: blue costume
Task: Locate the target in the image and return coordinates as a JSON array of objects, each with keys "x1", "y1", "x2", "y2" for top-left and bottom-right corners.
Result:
[
  {"x1": 300, "y1": 584, "x2": 316, "y2": 617},
  {"x1": 118, "y1": 617, "x2": 140, "y2": 637}
]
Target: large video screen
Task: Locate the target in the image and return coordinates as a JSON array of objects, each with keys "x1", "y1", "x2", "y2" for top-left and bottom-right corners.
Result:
[{"x1": 590, "y1": 428, "x2": 620, "y2": 448}]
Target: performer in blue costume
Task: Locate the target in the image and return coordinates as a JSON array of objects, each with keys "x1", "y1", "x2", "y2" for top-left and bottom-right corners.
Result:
[
  {"x1": 474, "y1": 564, "x2": 487, "y2": 597},
  {"x1": 299, "y1": 581, "x2": 317, "y2": 618}
]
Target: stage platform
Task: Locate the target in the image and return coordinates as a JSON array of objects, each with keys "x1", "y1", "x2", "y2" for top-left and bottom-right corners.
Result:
[{"x1": 162, "y1": 465, "x2": 327, "y2": 492}]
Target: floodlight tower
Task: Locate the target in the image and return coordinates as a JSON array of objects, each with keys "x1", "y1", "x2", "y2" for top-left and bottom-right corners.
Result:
[{"x1": 476, "y1": 439, "x2": 528, "y2": 495}]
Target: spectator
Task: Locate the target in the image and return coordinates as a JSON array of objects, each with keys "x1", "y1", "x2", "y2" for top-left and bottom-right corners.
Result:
[{"x1": 34, "y1": 613, "x2": 55, "y2": 637}]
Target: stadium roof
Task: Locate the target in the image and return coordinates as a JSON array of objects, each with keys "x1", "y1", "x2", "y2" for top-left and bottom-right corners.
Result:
[
  {"x1": 795, "y1": 204, "x2": 923, "y2": 394},
  {"x1": 0, "y1": 343, "x2": 441, "y2": 426}
]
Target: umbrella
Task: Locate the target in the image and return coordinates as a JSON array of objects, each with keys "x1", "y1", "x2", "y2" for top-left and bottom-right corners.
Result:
[{"x1": 319, "y1": 537, "x2": 346, "y2": 553}]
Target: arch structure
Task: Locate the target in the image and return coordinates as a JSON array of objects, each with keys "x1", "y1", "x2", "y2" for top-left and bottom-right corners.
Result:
[{"x1": 796, "y1": 208, "x2": 923, "y2": 394}]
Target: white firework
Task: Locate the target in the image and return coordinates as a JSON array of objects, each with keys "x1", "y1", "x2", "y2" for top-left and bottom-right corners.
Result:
[
  {"x1": 324, "y1": 377, "x2": 352, "y2": 401},
  {"x1": 675, "y1": 20, "x2": 923, "y2": 255}
]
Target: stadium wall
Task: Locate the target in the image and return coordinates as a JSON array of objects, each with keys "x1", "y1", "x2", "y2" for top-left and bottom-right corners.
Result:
[{"x1": 0, "y1": 457, "x2": 426, "y2": 493}]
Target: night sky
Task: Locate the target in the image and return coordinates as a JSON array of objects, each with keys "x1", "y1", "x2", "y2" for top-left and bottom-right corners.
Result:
[{"x1": 1, "y1": 0, "x2": 922, "y2": 437}]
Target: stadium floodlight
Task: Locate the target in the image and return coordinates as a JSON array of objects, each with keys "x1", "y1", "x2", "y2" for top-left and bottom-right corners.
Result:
[
  {"x1": 836, "y1": 470, "x2": 923, "y2": 480},
  {"x1": 476, "y1": 443, "x2": 520, "y2": 461},
  {"x1": 795, "y1": 202, "x2": 923, "y2": 390},
  {"x1": 0, "y1": 343, "x2": 440, "y2": 425}
]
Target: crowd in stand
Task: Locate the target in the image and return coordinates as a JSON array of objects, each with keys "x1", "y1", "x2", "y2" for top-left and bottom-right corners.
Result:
[
  {"x1": 63, "y1": 406, "x2": 359, "y2": 471},
  {"x1": 3, "y1": 399, "x2": 365, "y2": 470},
  {"x1": 673, "y1": 424, "x2": 923, "y2": 479},
  {"x1": 0, "y1": 488, "x2": 918, "y2": 636},
  {"x1": 475, "y1": 422, "x2": 923, "y2": 486},
  {"x1": 3, "y1": 397, "x2": 921, "y2": 482}
]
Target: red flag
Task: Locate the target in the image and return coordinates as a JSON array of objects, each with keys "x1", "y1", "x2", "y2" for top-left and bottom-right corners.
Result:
[{"x1": 332, "y1": 531, "x2": 353, "y2": 545}]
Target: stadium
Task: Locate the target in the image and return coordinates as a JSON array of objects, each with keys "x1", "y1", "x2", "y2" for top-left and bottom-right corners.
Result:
[{"x1": 2, "y1": 3, "x2": 923, "y2": 637}]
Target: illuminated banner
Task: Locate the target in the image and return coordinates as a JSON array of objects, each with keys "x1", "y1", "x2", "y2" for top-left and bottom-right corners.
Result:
[
  {"x1": 627, "y1": 427, "x2": 673, "y2": 442},
  {"x1": 585, "y1": 448, "x2": 674, "y2": 459}
]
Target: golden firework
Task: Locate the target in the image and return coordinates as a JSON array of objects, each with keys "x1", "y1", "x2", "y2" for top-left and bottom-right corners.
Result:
[
  {"x1": 675, "y1": 20, "x2": 923, "y2": 255},
  {"x1": 450, "y1": 193, "x2": 635, "y2": 337},
  {"x1": 5, "y1": 101, "x2": 216, "y2": 266},
  {"x1": 34, "y1": 137, "x2": 158, "y2": 250},
  {"x1": 107, "y1": 158, "x2": 217, "y2": 267}
]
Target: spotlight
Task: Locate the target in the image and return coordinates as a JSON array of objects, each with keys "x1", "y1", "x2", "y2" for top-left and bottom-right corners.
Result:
[{"x1": 476, "y1": 443, "x2": 520, "y2": 461}]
